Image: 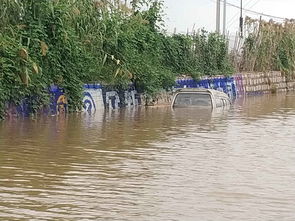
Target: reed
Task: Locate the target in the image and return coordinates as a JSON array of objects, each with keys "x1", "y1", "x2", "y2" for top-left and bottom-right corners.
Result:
[{"x1": 239, "y1": 16, "x2": 295, "y2": 78}]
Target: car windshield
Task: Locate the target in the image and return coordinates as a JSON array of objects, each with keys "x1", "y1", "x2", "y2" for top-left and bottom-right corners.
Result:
[{"x1": 173, "y1": 93, "x2": 212, "y2": 107}]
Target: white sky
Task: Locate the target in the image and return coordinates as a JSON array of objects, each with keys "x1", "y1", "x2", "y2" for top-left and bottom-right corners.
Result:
[{"x1": 163, "y1": 0, "x2": 295, "y2": 38}]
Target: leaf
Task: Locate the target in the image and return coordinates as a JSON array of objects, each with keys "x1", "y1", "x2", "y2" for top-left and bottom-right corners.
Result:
[
  {"x1": 102, "y1": 54, "x2": 107, "y2": 66},
  {"x1": 19, "y1": 67, "x2": 30, "y2": 86},
  {"x1": 114, "y1": 68, "x2": 120, "y2": 77},
  {"x1": 19, "y1": 48, "x2": 28, "y2": 60},
  {"x1": 73, "y1": 7, "x2": 80, "y2": 16},
  {"x1": 32, "y1": 62, "x2": 39, "y2": 74},
  {"x1": 17, "y1": 24, "x2": 27, "y2": 29},
  {"x1": 127, "y1": 70, "x2": 133, "y2": 79},
  {"x1": 27, "y1": 38, "x2": 31, "y2": 48},
  {"x1": 40, "y1": 41, "x2": 49, "y2": 56}
]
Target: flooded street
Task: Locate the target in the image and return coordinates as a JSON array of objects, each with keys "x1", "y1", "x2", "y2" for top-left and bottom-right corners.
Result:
[{"x1": 1, "y1": 93, "x2": 295, "y2": 221}]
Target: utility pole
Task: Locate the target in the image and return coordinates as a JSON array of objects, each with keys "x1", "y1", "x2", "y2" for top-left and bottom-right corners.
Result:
[
  {"x1": 239, "y1": 0, "x2": 243, "y2": 38},
  {"x1": 223, "y1": 0, "x2": 227, "y2": 36},
  {"x1": 216, "y1": 0, "x2": 221, "y2": 33}
]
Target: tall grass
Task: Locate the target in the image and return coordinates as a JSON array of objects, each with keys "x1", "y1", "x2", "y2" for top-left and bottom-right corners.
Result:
[{"x1": 240, "y1": 16, "x2": 295, "y2": 78}]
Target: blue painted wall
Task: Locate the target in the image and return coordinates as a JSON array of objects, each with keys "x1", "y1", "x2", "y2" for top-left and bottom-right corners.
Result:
[
  {"x1": 82, "y1": 84, "x2": 141, "y2": 114},
  {"x1": 49, "y1": 85, "x2": 68, "y2": 115},
  {"x1": 175, "y1": 76, "x2": 237, "y2": 99}
]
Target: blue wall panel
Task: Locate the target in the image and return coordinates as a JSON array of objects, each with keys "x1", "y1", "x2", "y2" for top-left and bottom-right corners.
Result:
[{"x1": 175, "y1": 76, "x2": 237, "y2": 99}]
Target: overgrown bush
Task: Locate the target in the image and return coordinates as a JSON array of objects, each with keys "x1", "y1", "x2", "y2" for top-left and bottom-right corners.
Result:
[
  {"x1": 163, "y1": 31, "x2": 233, "y2": 78},
  {"x1": 0, "y1": 0, "x2": 233, "y2": 118}
]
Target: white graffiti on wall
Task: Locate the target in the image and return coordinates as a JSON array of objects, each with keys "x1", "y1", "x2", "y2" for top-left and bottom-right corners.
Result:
[
  {"x1": 105, "y1": 91, "x2": 120, "y2": 109},
  {"x1": 82, "y1": 86, "x2": 140, "y2": 112},
  {"x1": 82, "y1": 89, "x2": 104, "y2": 113},
  {"x1": 124, "y1": 90, "x2": 137, "y2": 107}
]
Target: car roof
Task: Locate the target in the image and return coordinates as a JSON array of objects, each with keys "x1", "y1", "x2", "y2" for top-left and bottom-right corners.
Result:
[{"x1": 175, "y1": 88, "x2": 229, "y2": 98}]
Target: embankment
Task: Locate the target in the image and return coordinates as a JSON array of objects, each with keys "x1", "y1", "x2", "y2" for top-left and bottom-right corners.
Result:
[
  {"x1": 152, "y1": 71, "x2": 295, "y2": 105},
  {"x1": 5, "y1": 71, "x2": 295, "y2": 117}
]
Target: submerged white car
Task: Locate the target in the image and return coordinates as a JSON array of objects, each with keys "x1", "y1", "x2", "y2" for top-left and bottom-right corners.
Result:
[{"x1": 172, "y1": 88, "x2": 231, "y2": 109}]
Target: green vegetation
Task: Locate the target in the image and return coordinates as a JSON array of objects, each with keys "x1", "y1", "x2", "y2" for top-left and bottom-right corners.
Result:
[
  {"x1": 0, "y1": 0, "x2": 233, "y2": 118},
  {"x1": 240, "y1": 17, "x2": 295, "y2": 78},
  {"x1": 164, "y1": 31, "x2": 233, "y2": 79}
]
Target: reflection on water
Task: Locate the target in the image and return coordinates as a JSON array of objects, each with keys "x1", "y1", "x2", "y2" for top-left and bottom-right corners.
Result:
[{"x1": 1, "y1": 92, "x2": 295, "y2": 220}]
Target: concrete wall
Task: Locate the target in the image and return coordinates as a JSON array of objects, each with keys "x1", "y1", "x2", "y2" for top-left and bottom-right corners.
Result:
[
  {"x1": 152, "y1": 72, "x2": 295, "y2": 106},
  {"x1": 175, "y1": 75, "x2": 237, "y2": 99},
  {"x1": 6, "y1": 84, "x2": 141, "y2": 117},
  {"x1": 6, "y1": 86, "x2": 67, "y2": 118},
  {"x1": 240, "y1": 72, "x2": 295, "y2": 95},
  {"x1": 175, "y1": 72, "x2": 295, "y2": 96},
  {"x1": 5, "y1": 71, "x2": 295, "y2": 117},
  {"x1": 82, "y1": 84, "x2": 141, "y2": 114}
]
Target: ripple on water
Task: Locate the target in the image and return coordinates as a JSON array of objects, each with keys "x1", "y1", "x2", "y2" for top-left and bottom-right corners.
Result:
[{"x1": 1, "y1": 93, "x2": 295, "y2": 220}]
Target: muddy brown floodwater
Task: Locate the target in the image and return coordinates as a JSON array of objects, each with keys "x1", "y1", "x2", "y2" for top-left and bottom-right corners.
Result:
[{"x1": 1, "y1": 92, "x2": 295, "y2": 221}]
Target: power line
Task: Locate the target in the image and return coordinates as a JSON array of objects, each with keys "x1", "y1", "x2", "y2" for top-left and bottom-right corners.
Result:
[
  {"x1": 227, "y1": 0, "x2": 260, "y2": 29},
  {"x1": 221, "y1": 0, "x2": 286, "y2": 20},
  {"x1": 210, "y1": 0, "x2": 289, "y2": 20}
]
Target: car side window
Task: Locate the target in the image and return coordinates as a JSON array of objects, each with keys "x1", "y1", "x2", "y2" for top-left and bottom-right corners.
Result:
[
  {"x1": 222, "y1": 98, "x2": 230, "y2": 106},
  {"x1": 216, "y1": 98, "x2": 223, "y2": 107}
]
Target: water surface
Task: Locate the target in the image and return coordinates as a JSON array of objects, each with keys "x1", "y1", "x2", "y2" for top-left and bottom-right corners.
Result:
[{"x1": 1, "y1": 93, "x2": 295, "y2": 220}]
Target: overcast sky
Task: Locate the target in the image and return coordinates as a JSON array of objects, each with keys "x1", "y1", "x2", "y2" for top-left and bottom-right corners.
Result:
[{"x1": 163, "y1": 0, "x2": 295, "y2": 37}]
